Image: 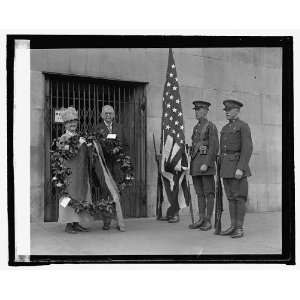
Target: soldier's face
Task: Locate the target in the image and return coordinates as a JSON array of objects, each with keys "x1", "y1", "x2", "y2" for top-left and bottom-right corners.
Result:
[
  {"x1": 225, "y1": 108, "x2": 240, "y2": 120},
  {"x1": 195, "y1": 108, "x2": 208, "y2": 120},
  {"x1": 65, "y1": 120, "x2": 78, "y2": 133}
]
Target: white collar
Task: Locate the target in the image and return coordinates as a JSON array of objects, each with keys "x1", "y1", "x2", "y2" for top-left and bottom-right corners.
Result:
[{"x1": 104, "y1": 121, "x2": 112, "y2": 128}]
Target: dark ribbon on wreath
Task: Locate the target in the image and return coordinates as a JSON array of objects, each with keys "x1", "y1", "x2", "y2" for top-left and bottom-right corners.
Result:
[{"x1": 50, "y1": 130, "x2": 135, "y2": 218}]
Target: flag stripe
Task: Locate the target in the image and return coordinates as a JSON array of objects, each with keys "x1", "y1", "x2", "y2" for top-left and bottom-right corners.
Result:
[{"x1": 159, "y1": 48, "x2": 191, "y2": 211}]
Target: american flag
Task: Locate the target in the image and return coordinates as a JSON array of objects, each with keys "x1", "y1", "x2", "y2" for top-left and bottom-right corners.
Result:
[{"x1": 159, "y1": 48, "x2": 191, "y2": 211}]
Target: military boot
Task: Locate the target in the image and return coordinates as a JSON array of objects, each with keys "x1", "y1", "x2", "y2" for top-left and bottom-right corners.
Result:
[
  {"x1": 231, "y1": 228, "x2": 244, "y2": 238},
  {"x1": 189, "y1": 216, "x2": 205, "y2": 229},
  {"x1": 189, "y1": 196, "x2": 205, "y2": 229},
  {"x1": 231, "y1": 199, "x2": 246, "y2": 238},
  {"x1": 199, "y1": 194, "x2": 214, "y2": 231},
  {"x1": 220, "y1": 200, "x2": 236, "y2": 236},
  {"x1": 199, "y1": 217, "x2": 212, "y2": 231}
]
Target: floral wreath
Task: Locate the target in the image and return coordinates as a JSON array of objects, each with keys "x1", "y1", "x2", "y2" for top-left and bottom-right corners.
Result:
[{"x1": 50, "y1": 130, "x2": 134, "y2": 217}]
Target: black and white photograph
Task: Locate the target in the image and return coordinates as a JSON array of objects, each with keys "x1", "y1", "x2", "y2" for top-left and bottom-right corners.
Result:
[{"x1": 7, "y1": 36, "x2": 293, "y2": 264}]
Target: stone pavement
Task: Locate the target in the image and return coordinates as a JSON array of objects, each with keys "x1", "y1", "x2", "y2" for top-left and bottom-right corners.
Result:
[{"x1": 30, "y1": 212, "x2": 281, "y2": 255}]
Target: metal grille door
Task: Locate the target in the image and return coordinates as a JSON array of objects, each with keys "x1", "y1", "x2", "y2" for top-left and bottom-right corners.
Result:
[{"x1": 44, "y1": 74, "x2": 147, "y2": 221}]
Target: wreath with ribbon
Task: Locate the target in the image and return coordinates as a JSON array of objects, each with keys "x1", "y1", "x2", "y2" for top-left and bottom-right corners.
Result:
[{"x1": 50, "y1": 130, "x2": 134, "y2": 217}]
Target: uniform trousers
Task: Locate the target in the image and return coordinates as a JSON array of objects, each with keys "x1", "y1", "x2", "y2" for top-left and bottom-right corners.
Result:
[
  {"x1": 222, "y1": 177, "x2": 248, "y2": 229},
  {"x1": 192, "y1": 175, "x2": 215, "y2": 220}
]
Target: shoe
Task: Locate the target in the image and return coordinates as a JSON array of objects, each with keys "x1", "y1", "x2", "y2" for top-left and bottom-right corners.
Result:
[
  {"x1": 159, "y1": 216, "x2": 170, "y2": 221},
  {"x1": 73, "y1": 223, "x2": 89, "y2": 232},
  {"x1": 199, "y1": 220, "x2": 212, "y2": 231},
  {"x1": 219, "y1": 226, "x2": 236, "y2": 236},
  {"x1": 102, "y1": 218, "x2": 111, "y2": 230},
  {"x1": 188, "y1": 218, "x2": 204, "y2": 229},
  {"x1": 117, "y1": 225, "x2": 126, "y2": 232},
  {"x1": 65, "y1": 223, "x2": 77, "y2": 234},
  {"x1": 168, "y1": 215, "x2": 180, "y2": 223},
  {"x1": 231, "y1": 228, "x2": 244, "y2": 238}
]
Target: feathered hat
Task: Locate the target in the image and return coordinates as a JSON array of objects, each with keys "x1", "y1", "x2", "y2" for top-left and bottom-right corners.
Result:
[{"x1": 61, "y1": 107, "x2": 78, "y2": 123}]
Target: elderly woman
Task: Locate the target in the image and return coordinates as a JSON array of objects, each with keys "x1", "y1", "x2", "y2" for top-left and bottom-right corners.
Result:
[{"x1": 56, "y1": 107, "x2": 90, "y2": 233}]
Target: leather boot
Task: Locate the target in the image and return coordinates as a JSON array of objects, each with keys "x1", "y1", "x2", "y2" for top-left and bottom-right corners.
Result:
[
  {"x1": 231, "y1": 199, "x2": 246, "y2": 238},
  {"x1": 199, "y1": 194, "x2": 214, "y2": 231},
  {"x1": 220, "y1": 200, "x2": 236, "y2": 236},
  {"x1": 219, "y1": 226, "x2": 235, "y2": 235},
  {"x1": 199, "y1": 217, "x2": 212, "y2": 231},
  {"x1": 159, "y1": 216, "x2": 170, "y2": 221},
  {"x1": 189, "y1": 196, "x2": 205, "y2": 228},
  {"x1": 231, "y1": 228, "x2": 244, "y2": 238},
  {"x1": 189, "y1": 216, "x2": 204, "y2": 229}
]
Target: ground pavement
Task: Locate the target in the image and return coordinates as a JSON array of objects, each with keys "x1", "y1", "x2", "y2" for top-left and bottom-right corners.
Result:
[{"x1": 30, "y1": 212, "x2": 281, "y2": 255}]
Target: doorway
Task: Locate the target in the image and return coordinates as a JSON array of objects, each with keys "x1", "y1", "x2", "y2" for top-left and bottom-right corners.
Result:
[{"x1": 44, "y1": 73, "x2": 147, "y2": 221}]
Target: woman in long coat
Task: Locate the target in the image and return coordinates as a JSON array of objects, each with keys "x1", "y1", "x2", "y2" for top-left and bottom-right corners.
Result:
[{"x1": 57, "y1": 107, "x2": 90, "y2": 233}]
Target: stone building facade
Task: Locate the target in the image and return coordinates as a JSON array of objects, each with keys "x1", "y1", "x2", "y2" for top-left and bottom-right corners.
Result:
[{"x1": 30, "y1": 48, "x2": 282, "y2": 221}]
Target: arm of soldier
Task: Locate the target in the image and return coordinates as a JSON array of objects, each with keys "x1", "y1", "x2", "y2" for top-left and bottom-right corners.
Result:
[
  {"x1": 236, "y1": 123, "x2": 253, "y2": 173},
  {"x1": 203, "y1": 124, "x2": 219, "y2": 167}
]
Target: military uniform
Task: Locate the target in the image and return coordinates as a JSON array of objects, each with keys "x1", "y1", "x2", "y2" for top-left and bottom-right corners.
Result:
[
  {"x1": 189, "y1": 101, "x2": 219, "y2": 231},
  {"x1": 219, "y1": 100, "x2": 253, "y2": 238}
]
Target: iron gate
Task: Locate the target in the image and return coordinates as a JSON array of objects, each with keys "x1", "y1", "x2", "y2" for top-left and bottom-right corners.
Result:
[{"x1": 44, "y1": 73, "x2": 147, "y2": 221}]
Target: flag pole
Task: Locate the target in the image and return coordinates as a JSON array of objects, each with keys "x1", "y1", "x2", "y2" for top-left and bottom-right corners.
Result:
[{"x1": 153, "y1": 133, "x2": 163, "y2": 219}]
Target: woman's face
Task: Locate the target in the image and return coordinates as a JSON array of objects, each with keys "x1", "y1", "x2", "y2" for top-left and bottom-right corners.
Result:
[{"x1": 65, "y1": 120, "x2": 78, "y2": 133}]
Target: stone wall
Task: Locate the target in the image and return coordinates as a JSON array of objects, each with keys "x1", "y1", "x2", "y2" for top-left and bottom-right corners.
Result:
[{"x1": 30, "y1": 48, "x2": 282, "y2": 219}]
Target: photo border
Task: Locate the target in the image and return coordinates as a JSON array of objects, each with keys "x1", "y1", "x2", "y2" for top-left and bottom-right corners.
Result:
[{"x1": 6, "y1": 35, "x2": 294, "y2": 265}]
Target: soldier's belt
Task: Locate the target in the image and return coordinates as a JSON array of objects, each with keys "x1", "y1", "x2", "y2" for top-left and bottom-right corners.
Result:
[
  {"x1": 221, "y1": 152, "x2": 240, "y2": 158},
  {"x1": 191, "y1": 145, "x2": 208, "y2": 158}
]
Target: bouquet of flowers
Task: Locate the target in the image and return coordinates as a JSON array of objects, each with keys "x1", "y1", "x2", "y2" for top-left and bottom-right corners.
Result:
[
  {"x1": 88, "y1": 196, "x2": 116, "y2": 218},
  {"x1": 56, "y1": 134, "x2": 81, "y2": 160},
  {"x1": 50, "y1": 150, "x2": 72, "y2": 194},
  {"x1": 68, "y1": 198, "x2": 90, "y2": 214}
]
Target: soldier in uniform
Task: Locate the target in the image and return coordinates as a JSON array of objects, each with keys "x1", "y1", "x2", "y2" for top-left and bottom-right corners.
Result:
[
  {"x1": 219, "y1": 100, "x2": 253, "y2": 238},
  {"x1": 189, "y1": 101, "x2": 219, "y2": 231}
]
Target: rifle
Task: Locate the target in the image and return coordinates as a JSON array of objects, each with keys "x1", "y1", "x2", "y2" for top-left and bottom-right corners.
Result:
[
  {"x1": 185, "y1": 144, "x2": 194, "y2": 224},
  {"x1": 153, "y1": 133, "x2": 163, "y2": 220},
  {"x1": 214, "y1": 155, "x2": 223, "y2": 234}
]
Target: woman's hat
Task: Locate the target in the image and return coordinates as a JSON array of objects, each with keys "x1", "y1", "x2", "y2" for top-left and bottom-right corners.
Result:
[{"x1": 61, "y1": 107, "x2": 78, "y2": 123}]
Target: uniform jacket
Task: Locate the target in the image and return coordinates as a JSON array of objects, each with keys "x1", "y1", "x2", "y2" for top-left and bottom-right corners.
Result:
[
  {"x1": 220, "y1": 118, "x2": 253, "y2": 178},
  {"x1": 190, "y1": 119, "x2": 219, "y2": 176}
]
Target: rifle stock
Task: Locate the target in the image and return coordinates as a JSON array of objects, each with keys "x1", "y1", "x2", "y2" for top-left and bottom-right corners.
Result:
[
  {"x1": 185, "y1": 144, "x2": 195, "y2": 224},
  {"x1": 214, "y1": 155, "x2": 223, "y2": 234}
]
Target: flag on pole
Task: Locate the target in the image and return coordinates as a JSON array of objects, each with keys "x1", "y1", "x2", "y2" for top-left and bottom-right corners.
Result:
[{"x1": 159, "y1": 48, "x2": 191, "y2": 215}]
